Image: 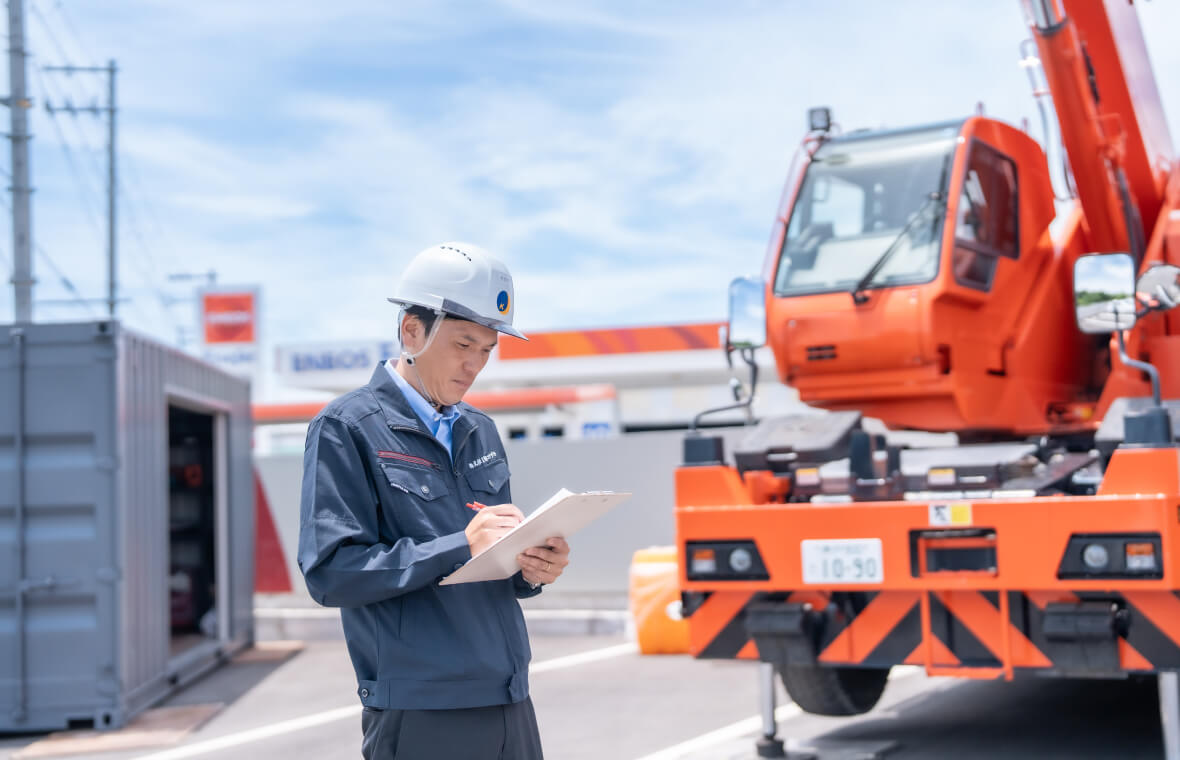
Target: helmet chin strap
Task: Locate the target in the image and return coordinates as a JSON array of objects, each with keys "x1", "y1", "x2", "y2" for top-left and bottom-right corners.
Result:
[{"x1": 399, "y1": 308, "x2": 446, "y2": 411}]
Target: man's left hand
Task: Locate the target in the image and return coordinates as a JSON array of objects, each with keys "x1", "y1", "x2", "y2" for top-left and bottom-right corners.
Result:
[{"x1": 517, "y1": 538, "x2": 570, "y2": 586}]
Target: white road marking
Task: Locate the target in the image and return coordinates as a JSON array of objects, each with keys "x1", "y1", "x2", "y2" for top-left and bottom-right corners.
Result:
[
  {"x1": 129, "y1": 641, "x2": 637, "y2": 760},
  {"x1": 530, "y1": 642, "x2": 637, "y2": 673},
  {"x1": 632, "y1": 704, "x2": 804, "y2": 760},
  {"x1": 129, "y1": 706, "x2": 362, "y2": 760},
  {"x1": 631, "y1": 664, "x2": 925, "y2": 760}
]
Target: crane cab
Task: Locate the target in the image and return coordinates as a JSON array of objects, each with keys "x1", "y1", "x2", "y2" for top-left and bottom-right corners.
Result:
[{"x1": 763, "y1": 116, "x2": 1096, "y2": 436}]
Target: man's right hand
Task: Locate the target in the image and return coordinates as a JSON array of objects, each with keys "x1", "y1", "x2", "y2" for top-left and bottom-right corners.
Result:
[{"x1": 465, "y1": 504, "x2": 524, "y2": 556}]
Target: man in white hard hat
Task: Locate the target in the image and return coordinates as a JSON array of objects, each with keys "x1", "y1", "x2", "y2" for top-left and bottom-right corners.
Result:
[{"x1": 298, "y1": 242, "x2": 569, "y2": 760}]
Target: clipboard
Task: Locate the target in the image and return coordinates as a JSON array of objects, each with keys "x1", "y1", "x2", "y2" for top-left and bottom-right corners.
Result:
[{"x1": 439, "y1": 488, "x2": 632, "y2": 585}]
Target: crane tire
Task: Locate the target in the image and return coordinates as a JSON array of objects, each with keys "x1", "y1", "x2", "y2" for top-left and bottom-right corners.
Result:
[{"x1": 777, "y1": 663, "x2": 889, "y2": 716}]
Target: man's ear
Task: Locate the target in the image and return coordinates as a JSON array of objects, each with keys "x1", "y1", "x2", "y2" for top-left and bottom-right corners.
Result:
[{"x1": 400, "y1": 315, "x2": 422, "y2": 351}]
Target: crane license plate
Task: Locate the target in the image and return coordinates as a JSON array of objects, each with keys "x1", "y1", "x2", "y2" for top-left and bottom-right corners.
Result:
[{"x1": 801, "y1": 539, "x2": 884, "y2": 584}]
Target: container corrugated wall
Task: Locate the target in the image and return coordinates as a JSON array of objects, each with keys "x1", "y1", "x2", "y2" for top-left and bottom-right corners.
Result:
[{"x1": 0, "y1": 321, "x2": 254, "y2": 732}]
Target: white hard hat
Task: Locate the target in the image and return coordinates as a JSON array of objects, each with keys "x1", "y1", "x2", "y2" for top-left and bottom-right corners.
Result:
[{"x1": 389, "y1": 242, "x2": 527, "y2": 340}]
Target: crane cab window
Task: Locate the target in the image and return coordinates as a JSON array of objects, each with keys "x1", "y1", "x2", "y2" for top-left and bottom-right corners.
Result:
[
  {"x1": 807, "y1": 175, "x2": 865, "y2": 237},
  {"x1": 774, "y1": 124, "x2": 957, "y2": 298},
  {"x1": 952, "y1": 140, "x2": 1019, "y2": 291}
]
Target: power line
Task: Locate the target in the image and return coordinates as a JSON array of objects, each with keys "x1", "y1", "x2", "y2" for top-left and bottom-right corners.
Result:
[
  {"x1": 119, "y1": 185, "x2": 161, "y2": 280},
  {"x1": 119, "y1": 154, "x2": 190, "y2": 276},
  {"x1": 42, "y1": 60, "x2": 117, "y2": 317},
  {"x1": 28, "y1": 5, "x2": 108, "y2": 190},
  {"x1": 27, "y1": 1, "x2": 68, "y2": 61},
  {"x1": 37, "y1": 87, "x2": 177, "y2": 331},
  {"x1": 116, "y1": 183, "x2": 184, "y2": 336},
  {"x1": 28, "y1": 1, "x2": 96, "y2": 101},
  {"x1": 33, "y1": 70, "x2": 106, "y2": 236},
  {"x1": 26, "y1": 1, "x2": 92, "y2": 107},
  {"x1": 41, "y1": 0, "x2": 96, "y2": 66},
  {"x1": 35, "y1": 249, "x2": 96, "y2": 316},
  {"x1": 32, "y1": 3, "x2": 194, "y2": 314},
  {"x1": 0, "y1": 191, "x2": 96, "y2": 317},
  {"x1": 40, "y1": 86, "x2": 182, "y2": 332},
  {"x1": 34, "y1": 65, "x2": 106, "y2": 189},
  {"x1": 27, "y1": 0, "x2": 186, "y2": 339}
]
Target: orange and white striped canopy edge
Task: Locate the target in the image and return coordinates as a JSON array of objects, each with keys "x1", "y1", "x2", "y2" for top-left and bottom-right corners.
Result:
[
  {"x1": 253, "y1": 385, "x2": 617, "y2": 424},
  {"x1": 499, "y1": 322, "x2": 723, "y2": 360}
]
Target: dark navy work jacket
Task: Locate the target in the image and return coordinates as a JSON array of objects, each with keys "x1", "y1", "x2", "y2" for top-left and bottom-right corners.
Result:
[{"x1": 298, "y1": 364, "x2": 540, "y2": 710}]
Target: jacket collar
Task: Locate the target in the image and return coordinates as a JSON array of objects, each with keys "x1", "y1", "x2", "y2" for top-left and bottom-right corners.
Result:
[
  {"x1": 366, "y1": 364, "x2": 479, "y2": 451},
  {"x1": 367, "y1": 363, "x2": 428, "y2": 432}
]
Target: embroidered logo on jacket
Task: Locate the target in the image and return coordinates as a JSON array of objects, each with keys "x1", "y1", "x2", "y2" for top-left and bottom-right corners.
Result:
[{"x1": 467, "y1": 451, "x2": 499, "y2": 470}]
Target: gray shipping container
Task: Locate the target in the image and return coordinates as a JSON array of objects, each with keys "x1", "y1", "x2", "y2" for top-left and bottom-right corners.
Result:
[{"x1": 0, "y1": 321, "x2": 254, "y2": 732}]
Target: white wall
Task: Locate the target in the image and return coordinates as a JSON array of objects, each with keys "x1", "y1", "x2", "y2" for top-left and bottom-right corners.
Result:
[{"x1": 256, "y1": 427, "x2": 757, "y2": 602}]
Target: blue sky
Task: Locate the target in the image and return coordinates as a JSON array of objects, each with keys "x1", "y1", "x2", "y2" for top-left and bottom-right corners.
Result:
[{"x1": 5, "y1": 1, "x2": 1180, "y2": 359}]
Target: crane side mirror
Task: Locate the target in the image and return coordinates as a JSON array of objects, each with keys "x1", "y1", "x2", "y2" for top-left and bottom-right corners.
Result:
[
  {"x1": 727, "y1": 277, "x2": 767, "y2": 350},
  {"x1": 1073, "y1": 253, "x2": 1137, "y2": 334}
]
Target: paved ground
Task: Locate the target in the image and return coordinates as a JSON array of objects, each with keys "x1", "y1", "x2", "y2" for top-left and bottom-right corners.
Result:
[{"x1": 0, "y1": 634, "x2": 1169, "y2": 759}]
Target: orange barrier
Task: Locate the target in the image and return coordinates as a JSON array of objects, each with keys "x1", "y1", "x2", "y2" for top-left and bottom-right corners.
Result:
[{"x1": 629, "y1": 546, "x2": 690, "y2": 655}]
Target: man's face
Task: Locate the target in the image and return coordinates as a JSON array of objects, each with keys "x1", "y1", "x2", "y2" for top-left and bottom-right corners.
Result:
[{"x1": 402, "y1": 315, "x2": 498, "y2": 406}]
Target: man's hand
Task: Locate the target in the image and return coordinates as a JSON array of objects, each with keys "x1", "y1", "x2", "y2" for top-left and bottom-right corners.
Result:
[
  {"x1": 465, "y1": 504, "x2": 523, "y2": 557},
  {"x1": 517, "y1": 537, "x2": 571, "y2": 587}
]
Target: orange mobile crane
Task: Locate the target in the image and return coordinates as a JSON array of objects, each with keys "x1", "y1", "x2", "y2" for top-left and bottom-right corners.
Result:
[{"x1": 676, "y1": 0, "x2": 1180, "y2": 756}]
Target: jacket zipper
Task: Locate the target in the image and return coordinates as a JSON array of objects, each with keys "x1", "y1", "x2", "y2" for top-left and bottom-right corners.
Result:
[
  {"x1": 452, "y1": 426, "x2": 479, "y2": 476},
  {"x1": 391, "y1": 422, "x2": 524, "y2": 672},
  {"x1": 447, "y1": 424, "x2": 524, "y2": 680}
]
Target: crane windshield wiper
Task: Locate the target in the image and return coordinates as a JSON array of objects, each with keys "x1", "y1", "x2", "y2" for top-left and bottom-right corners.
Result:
[{"x1": 850, "y1": 191, "x2": 945, "y2": 304}]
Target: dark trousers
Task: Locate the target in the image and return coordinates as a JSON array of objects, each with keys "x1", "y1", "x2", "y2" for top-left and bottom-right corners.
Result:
[{"x1": 360, "y1": 697, "x2": 544, "y2": 760}]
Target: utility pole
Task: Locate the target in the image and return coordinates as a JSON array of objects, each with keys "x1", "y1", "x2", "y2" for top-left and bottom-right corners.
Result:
[
  {"x1": 44, "y1": 60, "x2": 117, "y2": 318},
  {"x1": 107, "y1": 61, "x2": 115, "y2": 320},
  {"x1": 6, "y1": 0, "x2": 34, "y2": 323}
]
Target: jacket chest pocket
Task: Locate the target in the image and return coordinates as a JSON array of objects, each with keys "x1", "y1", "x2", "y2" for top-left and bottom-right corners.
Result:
[
  {"x1": 464, "y1": 459, "x2": 510, "y2": 499},
  {"x1": 379, "y1": 463, "x2": 457, "y2": 539},
  {"x1": 380, "y1": 462, "x2": 451, "y2": 501}
]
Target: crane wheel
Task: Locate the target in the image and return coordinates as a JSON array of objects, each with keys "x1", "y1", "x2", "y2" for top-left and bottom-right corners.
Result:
[{"x1": 777, "y1": 663, "x2": 889, "y2": 716}]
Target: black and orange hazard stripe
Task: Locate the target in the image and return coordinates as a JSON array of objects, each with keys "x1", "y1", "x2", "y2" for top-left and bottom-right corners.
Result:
[
  {"x1": 1118, "y1": 591, "x2": 1180, "y2": 668},
  {"x1": 1015, "y1": 590, "x2": 1180, "y2": 671},
  {"x1": 689, "y1": 588, "x2": 1180, "y2": 674},
  {"x1": 689, "y1": 591, "x2": 755, "y2": 659}
]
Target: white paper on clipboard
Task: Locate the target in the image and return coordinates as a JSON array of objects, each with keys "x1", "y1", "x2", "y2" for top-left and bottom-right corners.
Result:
[{"x1": 439, "y1": 488, "x2": 632, "y2": 585}]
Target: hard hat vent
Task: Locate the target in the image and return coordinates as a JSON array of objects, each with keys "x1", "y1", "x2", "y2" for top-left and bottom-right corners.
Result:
[{"x1": 438, "y1": 244, "x2": 473, "y2": 262}]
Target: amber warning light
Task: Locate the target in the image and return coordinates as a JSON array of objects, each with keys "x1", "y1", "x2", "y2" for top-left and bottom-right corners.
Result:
[
  {"x1": 690, "y1": 549, "x2": 717, "y2": 575},
  {"x1": 1125, "y1": 542, "x2": 1157, "y2": 572}
]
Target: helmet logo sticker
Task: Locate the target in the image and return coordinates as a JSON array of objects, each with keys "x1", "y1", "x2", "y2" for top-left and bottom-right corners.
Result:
[{"x1": 496, "y1": 290, "x2": 510, "y2": 314}]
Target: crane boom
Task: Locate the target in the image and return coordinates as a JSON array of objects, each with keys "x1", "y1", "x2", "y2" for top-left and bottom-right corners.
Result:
[{"x1": 1025, "y1": 0, "x2": 1172, "y2": 257}]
